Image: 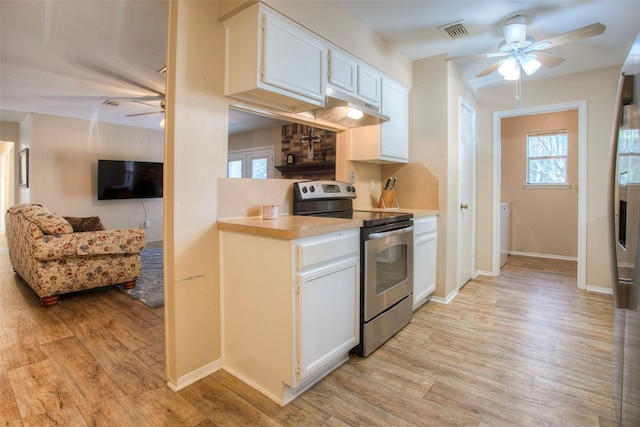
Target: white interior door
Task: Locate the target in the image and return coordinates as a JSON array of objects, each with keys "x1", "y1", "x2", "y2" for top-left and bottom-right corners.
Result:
[{"x1": 458, "y1": 99, "x2": 476, "y2": 289}]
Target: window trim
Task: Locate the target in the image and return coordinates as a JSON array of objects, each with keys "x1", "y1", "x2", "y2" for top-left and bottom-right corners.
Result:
[{"x1": 525, "y1": 129, "x2": 569, "y2": 186}]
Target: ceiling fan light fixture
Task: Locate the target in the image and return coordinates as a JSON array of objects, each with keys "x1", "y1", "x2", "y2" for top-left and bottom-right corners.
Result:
[
  {"x1": 498, "y1": 57, "x2": 520, "y2": 80},
  {"x1": 520, "y1": 55, "x2": 541, "y2": 75},
  {"x1": 503, "y1": 22, "x2": 527, "y2": 47}
]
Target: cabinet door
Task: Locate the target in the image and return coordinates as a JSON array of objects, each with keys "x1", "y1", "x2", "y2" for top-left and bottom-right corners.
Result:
[
  {"x1": 297, "y1": 256, "x2": 359, "y2": 381},
  {"x1": 328, "y1": 49, "x2": 357, "y2": 93},
  {"x1": 263, "y1": 11, "x2": 326, "y2": 103},
  {"x1": 357, "y1": 64, "x2": 381, "y2": 105},
  {"x1": 380, "y1": 78, "x2": 409, "y2": 162},
  {"x1": 413, "y1": 231, "x2": 437, "y2": 310}
]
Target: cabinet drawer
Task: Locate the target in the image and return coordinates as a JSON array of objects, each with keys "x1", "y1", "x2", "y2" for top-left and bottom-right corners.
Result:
[
  {"x1": 414, "y1": 216, "x2": 437, "y2": 236},
  {"x1": 296, "y1": 230, "x2": 359, "y2": 270}
]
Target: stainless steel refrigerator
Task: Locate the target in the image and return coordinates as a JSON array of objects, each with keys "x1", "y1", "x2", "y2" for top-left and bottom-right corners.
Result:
[{"x1": 610, "y1": 32, "x2": 640, "y2": 426}]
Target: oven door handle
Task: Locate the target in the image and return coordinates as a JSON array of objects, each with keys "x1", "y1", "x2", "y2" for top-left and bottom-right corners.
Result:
[{"x1": 368, "y1": 226, "x2": 414, "y2": 240}]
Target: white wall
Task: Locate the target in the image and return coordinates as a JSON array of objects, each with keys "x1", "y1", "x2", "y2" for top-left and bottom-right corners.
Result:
[
  {"x1": 476, "y1": 66, "x2": 620, "y2": 289},
  {"x1": 164, "y1": 0, "x2": 226, "y2": 389},
  {"x1": 408, "y1": 54, "x2": 477, "y2": 300},
  {"x1": 29, "y1": 113, "x2": 164, "y2": 242}
]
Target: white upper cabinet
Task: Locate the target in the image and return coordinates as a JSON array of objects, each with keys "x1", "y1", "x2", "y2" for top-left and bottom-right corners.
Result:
[
  {"x1": 380, "y1": 77, "x2": 409, "y2": 161},
  {"x1": 349, "y1": 77, "x2": 410, "y2": 163},
  {"x1": 357, "y1": 64, "x2": 381, "y2": 105},
  {"x1": 328, "y1": 48, "x2": 381, "y2": 107},
  {"x1": 224, "y1": 3, "x2": 326, "y2": 112},
  {"x1": 328, "y1": 49, "x2": 357, "y2": 93}
]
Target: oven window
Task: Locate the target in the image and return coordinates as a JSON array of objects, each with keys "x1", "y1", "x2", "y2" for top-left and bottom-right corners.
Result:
[{"x1": 376, "y1": 244, "x2": 408, "y2": 294}]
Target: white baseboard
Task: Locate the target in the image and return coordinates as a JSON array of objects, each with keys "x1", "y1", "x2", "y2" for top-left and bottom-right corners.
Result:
[
  {"x1": 510, "y1": 251, "x2": 578, "y2": 261},
  {"x1": 167, "y1": 359, "x2": 223, "y2": 391},
  {"x1": 429, "y1": 289, "x2": 458, "y2": 304},
  {"x1": 475, "y1": 269, "x2": 494, "y2": 277},
  {"x1": 586, "y1": 285, "x2": 613, "y2": 294}
]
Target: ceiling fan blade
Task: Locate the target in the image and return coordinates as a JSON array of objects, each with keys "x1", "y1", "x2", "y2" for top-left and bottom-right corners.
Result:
[
  {"x1": 72, "y1": 57, "x2": 165, "y2": 97},
  {"x1": 446, "y1": 51, "x2": 508, "y2": 62},
  {"x1": 126, "y1": 111, "x2": 164, "y2": 117},
  {"x1": 532, "y1": 52, "x2": 566, "y2": 68},
  {"x1": 529, "y1": 22, "x2": 606, "y2": 51},
  {"x1": 476, "y1": 62, "x2": 501, "y2": 78},
  {"x1": 132, "y1": 100, "x2": 163, "y2": 109}
]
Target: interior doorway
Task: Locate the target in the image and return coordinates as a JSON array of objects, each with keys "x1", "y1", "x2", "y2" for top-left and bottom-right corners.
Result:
[
  {"x1": 492, "y1": 101, "x2": 587, "y2": 288},
  {"x1": 0, "y1": 141, "x2": 16, "y2": 234},
  {"x1": 501, "y1": 110, "x2": 579, "y2": 262}
]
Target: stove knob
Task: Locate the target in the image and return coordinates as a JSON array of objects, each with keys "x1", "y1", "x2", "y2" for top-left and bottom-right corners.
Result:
[
  {"x1": 309, "y1": 185, "x2": 315, "y2": 192},
  {"x1": 301, "y1": 186, "x2": 308, "y2": 194}
]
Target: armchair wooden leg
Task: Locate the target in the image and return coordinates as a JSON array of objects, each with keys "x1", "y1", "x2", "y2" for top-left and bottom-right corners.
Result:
[
  {"x1": 123, "y1": 281, "x2": 137, "y2": 289},
  {"x1": 40, "y1": 295, "x2": 59, "y2": 307}
]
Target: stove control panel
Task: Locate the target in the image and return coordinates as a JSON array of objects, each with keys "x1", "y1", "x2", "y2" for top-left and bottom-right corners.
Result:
[{"x1": 294, "y1": 180, "x2": 357, "y2": 200}]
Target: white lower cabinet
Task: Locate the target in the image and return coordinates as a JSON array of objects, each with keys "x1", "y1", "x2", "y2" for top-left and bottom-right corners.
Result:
[
  {"x1": 221, "y1": 228, "x2": 359, "y2": 406},
  {"x1": 413, "y1": 216, "x2": 437, "y2": 309}
]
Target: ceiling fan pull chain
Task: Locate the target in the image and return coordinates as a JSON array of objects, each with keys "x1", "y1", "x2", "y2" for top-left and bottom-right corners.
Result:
[{"x1": 514, "y1": 78, "x2": 522, "y2": 104}]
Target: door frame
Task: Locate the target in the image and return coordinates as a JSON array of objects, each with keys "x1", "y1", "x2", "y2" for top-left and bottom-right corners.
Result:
[
  {"x1": 492, "y1": 100, "x2": 587, "y2": 289},
  {"x1": 458, "y1": 97, "x2": 476, "y2": 288}
]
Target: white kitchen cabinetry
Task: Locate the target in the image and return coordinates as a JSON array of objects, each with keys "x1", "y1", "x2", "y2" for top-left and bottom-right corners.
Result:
[
  {"x1": 349, "y1": 77, "x2": 409, "y2": 163},
  {"x1": 224, "y1": 3, "x2": 326, "y2": 112},
  {"x1": 413, "y1": 216, "x2": 437, "y2": 310},
  {"x1": 221, "y1": 228, "x2": 360, "y2": 406},
  {"x1": 328, "y1": 48, "x2": 381, "y2": 106}
]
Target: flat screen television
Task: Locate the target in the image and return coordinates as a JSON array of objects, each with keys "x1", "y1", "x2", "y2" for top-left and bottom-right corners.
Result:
[{"x1": 97, "y1": 160, "x2": 163, "y2": 200}]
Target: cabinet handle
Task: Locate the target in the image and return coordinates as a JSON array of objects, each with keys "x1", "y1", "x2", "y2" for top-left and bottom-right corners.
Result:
[{"x1": 460, "y1": 204, "x2": 469, "y2": 210}]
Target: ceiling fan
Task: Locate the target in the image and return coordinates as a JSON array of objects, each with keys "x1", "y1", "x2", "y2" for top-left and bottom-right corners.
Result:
[
  {"x1": 124, "y1": 100, "x2": 165, "y2": 117},
  {"x1": 446, "y1": 15, "x2": 606, "y2": 81}
]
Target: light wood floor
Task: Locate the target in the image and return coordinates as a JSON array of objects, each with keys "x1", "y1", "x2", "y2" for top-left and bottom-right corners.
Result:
[{"x1": 0, "y1": 253, "x2": 617, "y2": 426}]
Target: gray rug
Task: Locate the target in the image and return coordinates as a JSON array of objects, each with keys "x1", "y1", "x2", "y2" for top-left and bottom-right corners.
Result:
[{"x1": 116, "y1": 247, "x2": 163, "y2": 308}]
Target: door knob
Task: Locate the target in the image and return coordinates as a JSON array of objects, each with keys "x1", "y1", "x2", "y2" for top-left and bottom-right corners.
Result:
[{"x1": 460, "y1": 203, "x2": 469, "y2": 210}]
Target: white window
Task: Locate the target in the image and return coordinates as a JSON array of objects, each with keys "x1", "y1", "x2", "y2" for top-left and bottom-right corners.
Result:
[
  {"x1": 526, "y1": 130, "x2": 568, "y2": 185},
  {"x1": 227, "y1": 147, "x2": 274, "y2": 179}
]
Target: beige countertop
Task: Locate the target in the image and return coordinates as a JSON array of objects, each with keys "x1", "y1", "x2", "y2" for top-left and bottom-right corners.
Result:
[
  {"x1": 217, "y1": 209, "x2": 437, "y2": 240},
  {"x1": 217, "y1": 215, "x2": 362, "y2": 239}
]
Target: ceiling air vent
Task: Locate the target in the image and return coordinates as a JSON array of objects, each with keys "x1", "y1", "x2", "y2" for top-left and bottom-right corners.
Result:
[{"x1": 439, "y1": 20, "x2": 469, "y2": 40}]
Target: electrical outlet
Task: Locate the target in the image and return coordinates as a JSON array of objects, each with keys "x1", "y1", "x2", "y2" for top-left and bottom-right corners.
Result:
[
  {"x1": 349, "y1": 170, "x2": 356, "y2": 184},
  {"x1": 143, "y1": 220, "x2": 151, "y2": 228}
]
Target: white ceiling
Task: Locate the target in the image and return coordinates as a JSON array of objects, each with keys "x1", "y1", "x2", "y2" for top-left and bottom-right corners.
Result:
[{"x1": 1, "y1": 1, "x2": 639, "y2": 132}]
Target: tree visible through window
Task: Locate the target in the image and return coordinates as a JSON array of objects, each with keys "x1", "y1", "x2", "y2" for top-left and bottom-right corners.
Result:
[{"x1": 526, "y1": 130, "x2": 568, "y2": 184}]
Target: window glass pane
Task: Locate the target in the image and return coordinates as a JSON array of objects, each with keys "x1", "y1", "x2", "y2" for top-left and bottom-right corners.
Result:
[
  {"x1": 526, "y1": 131, "x2": 568, "y2": 184},
  {"x1": 228, "y1": 160, "x2": 242, "y2": 178},
  {"x1": 528, "y1": 158, "x2": 567, "y2": 184},
  {"x1": 251, "y1": 158, "x2": 267, "y2": 179},
  {"x1": 527, "y1": 134, "x2": 567, "y2": 157}
]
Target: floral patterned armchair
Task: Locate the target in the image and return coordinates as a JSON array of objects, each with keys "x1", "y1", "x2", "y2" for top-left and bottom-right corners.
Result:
[{"x1": 5, "y1": 203, "x2": 146, "y2": 306}]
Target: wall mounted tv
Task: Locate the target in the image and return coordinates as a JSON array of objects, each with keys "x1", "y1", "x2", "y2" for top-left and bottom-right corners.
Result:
[{"x1": 97, "y1": 160, "x2": 163, "y2": 200}]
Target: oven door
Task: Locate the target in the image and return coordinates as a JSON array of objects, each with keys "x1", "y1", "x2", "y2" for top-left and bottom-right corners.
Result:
[{"x1": 363, "y1": 225, "x2": 414, "y2": 322}]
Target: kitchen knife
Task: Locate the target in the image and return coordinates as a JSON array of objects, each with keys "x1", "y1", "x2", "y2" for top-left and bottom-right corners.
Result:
[
  {"x1": 384, "y1": 177, "x2": 392, "y2": 190},
  {"x1": 390, "y1": 177, "x2": 397, "y2": 190}
]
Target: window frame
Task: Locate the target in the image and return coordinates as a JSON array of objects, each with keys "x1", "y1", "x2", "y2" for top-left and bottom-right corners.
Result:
[{"x1": 525, "y1": 129, "x2": 569, "y2": 188}]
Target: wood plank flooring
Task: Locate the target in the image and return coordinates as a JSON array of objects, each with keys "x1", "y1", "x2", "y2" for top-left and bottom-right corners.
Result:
[{"x1": 0, "y1": 251, "x2": 617, "y2": 426}]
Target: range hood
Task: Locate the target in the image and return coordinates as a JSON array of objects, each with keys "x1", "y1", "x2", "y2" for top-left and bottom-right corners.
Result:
[{"x1": 310, "y1": 88, "x2": 390, "y2": 128}]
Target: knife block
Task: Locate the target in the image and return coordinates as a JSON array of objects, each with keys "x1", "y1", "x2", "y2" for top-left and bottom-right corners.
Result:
[{"x1": 378, "y1": 189, "x2": 399, "y2": 209}]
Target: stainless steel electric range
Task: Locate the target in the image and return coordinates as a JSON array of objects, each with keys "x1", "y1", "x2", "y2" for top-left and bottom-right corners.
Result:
[{"x1": 293, "y1": 180, "x2": 414, "y2": 356}]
